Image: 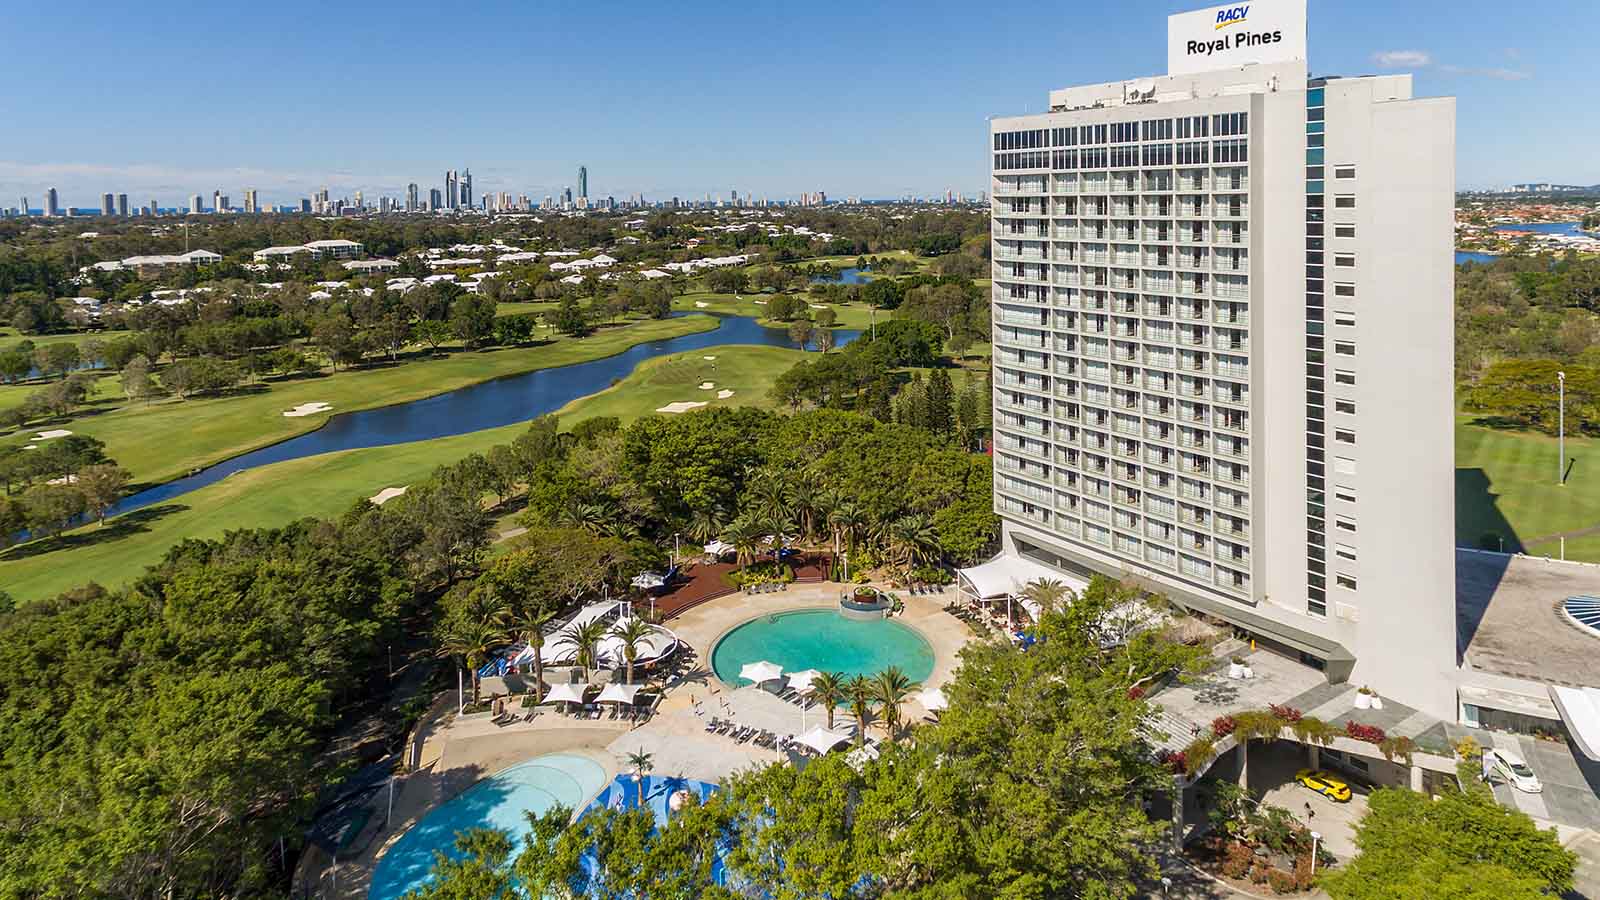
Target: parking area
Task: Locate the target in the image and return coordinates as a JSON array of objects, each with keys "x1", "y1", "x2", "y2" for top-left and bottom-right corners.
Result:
[
  {"x1": 1472, "y1": 729, "x2": 1600, "y2": 829},
  {"x1": 1249, "y1": 741, "x2": 1367, "y2": 862}
]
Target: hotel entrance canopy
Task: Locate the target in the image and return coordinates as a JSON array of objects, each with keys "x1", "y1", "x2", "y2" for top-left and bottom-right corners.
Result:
[{"x1": 1550, "y1": 685, "x2": 1600, "y2": 760}]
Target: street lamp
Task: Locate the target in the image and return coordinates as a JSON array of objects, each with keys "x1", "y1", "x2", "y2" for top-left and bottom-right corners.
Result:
[
  {"x1": 1558, "y1": 371, "x2": 1566, "y2": 486},
  {"x1": 672, "y1": 532, "x2": 680, "y2": 568},
  {"x1": 1310, "y1": 830, "x2": 1321, "y2": 875}
]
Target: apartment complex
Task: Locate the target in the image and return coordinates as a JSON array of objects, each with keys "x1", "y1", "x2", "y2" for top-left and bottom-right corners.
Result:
[{"x1": 986, "y1": 2, "x2": 1458, "y2": 717}]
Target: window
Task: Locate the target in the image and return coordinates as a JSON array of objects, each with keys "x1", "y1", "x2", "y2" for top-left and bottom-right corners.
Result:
[
  {"x1": 1336, "y1": 574, "x2": 1358, "y2": 590},
  {"x1": 1335, "y1": 166, "x2": 1356, "y2": 179},
  {"x1": 1334, "y1": 456, "x2": 1357, "y2": 475},
  {"x1": 1334, "y1": 488, "x2": 1356, "y2": 503},
  {"x1": 1335, "y1": 399, "x2": 1356, "y2": 415},
  {"x1": 1335, "y1": 369, "x2": 1356, "y2": 385},
  {"x1": 1334, "y1": 341, "x2": 1356, "y2": 356},
  {"x1": 1335, "y1": 224, "x2": 1356, "y2": 238},
  {"x1": 1335, "y1": 516, "x2": 1357, "y2": 533},
  {"x1": 1334, "y1": 253, "x2": 1356, "y2": 267},
  {"x1": 1335, "y1": 543, "x2": 1357, "y2": 562},
  {"x1": 1334, "y1": 195, "x2": 1356, "y2": 208},
  {"x1": 1335, "y1": 429, "x2": 1356, "y2": 444},
  {"x1": 1334, "y1": 282, "x2": 1355, "y2": 296},
  {"x1": 1334, "y1": 313, "x2": 1356, "y2": 328}
]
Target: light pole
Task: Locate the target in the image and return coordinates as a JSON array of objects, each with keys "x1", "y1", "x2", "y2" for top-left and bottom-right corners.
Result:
[
  {"x1": 673, "y1": 532, "x2": 680, "y2": 568},
  {"x1": 1310, "y1": 830, "x2": 1321, "y2": 875},
  {"x1": 1558, "y1": 371, "x2": 1566, "y2": 486}
]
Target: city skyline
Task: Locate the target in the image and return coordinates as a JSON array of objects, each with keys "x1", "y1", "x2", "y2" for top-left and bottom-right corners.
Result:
[{"x1": 0, "y1": 0, "x2": 1594, "y2": 204}]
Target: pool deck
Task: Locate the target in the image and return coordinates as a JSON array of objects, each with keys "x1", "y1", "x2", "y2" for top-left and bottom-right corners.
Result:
[{"x1": 313, "y1": 581, "x2": 977, "y2": 898}]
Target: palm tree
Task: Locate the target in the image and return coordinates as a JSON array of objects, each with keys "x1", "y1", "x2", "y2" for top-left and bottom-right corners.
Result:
[
  {"x1": 1021, "y1": 578, "x2": 1071, "y2": 618},
  {"x1": 560, "y1": 500, "x2": 611, "y2": 535},
  {"x1": 435, "y1": 619, "x2": 509, "y2": 708},
  {"x1": 725, "y1": 516, "x2": 766, "y2": 568},
  {"x1": 888, "y1": 513, "x2": 940, "y2": 571},
  {"x1": 511, "y1": 605, "x2": 552, "y2": 701},
  {"x1": 565, "y1": 618, "x2": 612, "y2": 681},
  {"x1": 828, "y1": 501, "x2": 866, "y2": 555},
  {"x1": 845, "y1": 675, "x2": 874, "y2": 747},
  {"x1": 790, "y1": 477, "x2": 819, "y2": 543},
  {"x1": 872, "y1": 667, "x2": 917, "y2": 740},
  {"x1": 807, "y1": 671, "x2": 846, "y2": 730},
  {"x1": 750, "y1": 471, "x2": 793, "y2": 521},
  {"x1": 611, "y1": 616, "x2": 656, "y2": 684},
  {"x1": 624, "y1": 750, "x2": 654, "y2": 807},
  {"x1": 687, "y1": 504, "x2": 729, "y2": 546}
]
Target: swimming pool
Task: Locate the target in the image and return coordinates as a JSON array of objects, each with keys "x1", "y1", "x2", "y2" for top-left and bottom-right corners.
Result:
[
  {"x1": 710, "y1": 608, "x2": 935, "y2": 686},
  {"x1": 367, "y1": 753, "x2": 609, "y2": 900},
  {"x1": 581, "y1": 774, "x2": 728, "y2": 884}
]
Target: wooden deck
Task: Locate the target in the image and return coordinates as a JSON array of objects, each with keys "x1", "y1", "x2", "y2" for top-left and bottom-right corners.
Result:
[{"x1": 650, "y1": 552, "x2": 834, "y2": 620}]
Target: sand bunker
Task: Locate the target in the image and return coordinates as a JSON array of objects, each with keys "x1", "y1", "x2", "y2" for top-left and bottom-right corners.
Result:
[
  {"x1": 283, "y1": 402, "x2": 332, "y2": 418},
  {"x1": 369, "y1": 486, "x2": 408, "y2": 505},
  {"x1": 698, "y1": 381, "x2": 716, "y2": 390},
  {"x1": 46, "y1": 474, "x2": 79, "y2": 486},
  {"x1": 717, "y1": 390, "x2": 735, "y2": 399},
  {"x1": 694, "y1": 301, "x2": 710, "y2": 308},
  {"x1": 702, "y1": 356, "x2": 717, "y2": 360},
  {"x1": 753, "y1": 299, "x2": 766, "y2": 305},
  {"x1": 655, "y1": 401, "x2": 709, "y2": 414},
  {"x1": 21, "y1": 445, "x2": 36, "y2": 451},
  {"x1": 810, "y1": 303, "x2": 829, "y2": 309},
  {"x1": 33, "y1": 429, "x2": 73, "y2": 440}
]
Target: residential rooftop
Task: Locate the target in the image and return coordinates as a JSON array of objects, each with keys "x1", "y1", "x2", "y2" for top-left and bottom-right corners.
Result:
[{"x1": 1457, "y1": 549, "x2": 1600, "y2": 690}]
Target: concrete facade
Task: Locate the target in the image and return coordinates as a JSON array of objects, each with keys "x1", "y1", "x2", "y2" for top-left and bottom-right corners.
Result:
[{"x1": 989, "y1": 59, "x2": 1458, "y2": 718}]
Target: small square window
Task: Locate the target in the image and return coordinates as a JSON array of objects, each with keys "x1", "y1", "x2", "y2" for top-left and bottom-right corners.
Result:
[
  {"x1": 1334, "y1": 253, "x2": 1356, "y2": 267},
  {"x1": 1335, "y1": 225, "x2": 1356, "y2": 238},
  {"x1": 1335, "y1": 166, "x2": 1356, "y2": 179},
  {"x1": 1335, "y1": 543, "x2": 1357, "y2": 561},
  {"x1": 1335, "y1": 516, "x2": 1357, "y2": 532},
  {"x1": 1334, "y1": 341, "x2": 1356, "y2": 356},
  {"x1": 1334, "y1": 195, "x2": 1356, "y2": 208},
  {"x1": 1335, "y1": 488, "x2": 1356, "y2": 503},
  {"x1": 1335, "y1": 369, "x2": 1356, "y2": 385},
  {"x1": 1336, "y1": 574, "x2": 1358, "y2": 590},
  {"x1": 1334, "y1": 313, "x2": 1356, "y2": 327},
  {"x1": 1335, "y1": 429, "x2": 1356, "y2": 444},
  {"x1": 1335, "y1": 400, "x2": 1356, "y2": 415},
  {"x1": 1334, "y1": 283, "x2": 1355, "y2": 296}
]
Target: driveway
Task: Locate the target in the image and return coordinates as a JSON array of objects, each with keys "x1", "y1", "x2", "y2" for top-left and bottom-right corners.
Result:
[{"x1": 1250, "y1": 741, "x2": 1367, "y2": 864}]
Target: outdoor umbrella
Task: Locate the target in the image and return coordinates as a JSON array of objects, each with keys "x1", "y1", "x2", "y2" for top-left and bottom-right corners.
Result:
[
  {"x1": 703, "y1": 540, "x2": 733, "y2": 557},
  {"x1": 542, "y1": 682, "x2": 589, "y2": 706},
  {"x1": 911, "y1": 687, "x2": 948, "y2": 712},
  {"x1": 787, "y1": 669, "x2": 822, "y2": 694},
  {"x1": 738, "y1": 660, "x2": 784, "y2": 685},
  {"x1": 794, "y1": 726, "x2": 853, "y2": 755},
  {"x1": 596, "y1": 682, "x2": 643, "y2": 705}
]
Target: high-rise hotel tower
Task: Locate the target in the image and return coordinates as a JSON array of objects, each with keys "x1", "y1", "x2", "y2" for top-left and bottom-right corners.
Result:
[{"x1": 987, "y1": 0, "x2": 1457, "y2": 717}]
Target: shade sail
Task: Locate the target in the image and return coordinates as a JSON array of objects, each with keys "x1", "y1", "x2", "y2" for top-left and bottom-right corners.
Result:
[
  {"x1": 703, "y1": 540, "x2": 733, "y2": 556},
  {"x1": 1550, "y1": 685, "x2": 1600, "y2": 760},
  {"x1": 542, "y1": 682, "x2": 590, "y2": 705},
  {"x1": 597, "y1": 682, "x2": 643, "y2": 705},
  {"x1": 739, "y1": 660, "x2": 784, "y2": 684},
  {"x1": 911, "y1": 687, "x2": 948, "y2": 712},
  {"x1": 794, "y1": 726, "x2": 853, "y2": 755},
  {"x1": 957, "y1": 554, "x2": 1088, "y2": 600},
  {"x1": 787, "y1": 669, "x2": 822, "y2": 693}
]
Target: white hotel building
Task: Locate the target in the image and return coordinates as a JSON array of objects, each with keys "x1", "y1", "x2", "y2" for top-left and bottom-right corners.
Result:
[{"x1": 985, "y1": 10, "x2": 1460, "y2": 718}]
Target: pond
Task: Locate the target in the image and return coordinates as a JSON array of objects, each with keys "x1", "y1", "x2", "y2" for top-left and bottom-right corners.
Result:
[
  {"x1": 104, "y1": 314, "x2": 860, "y2": 518},
  {"x1": 1456, "y1": 251, "x2": 1499, "y2": 265},
  {"x1": 811, "y1": 266, "x2": 871, "y2": 285}
]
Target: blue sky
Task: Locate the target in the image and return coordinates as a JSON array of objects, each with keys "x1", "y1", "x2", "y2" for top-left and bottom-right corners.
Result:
[{"x1": 2, "y1": 0, "x2": 1594, "y2": 207}]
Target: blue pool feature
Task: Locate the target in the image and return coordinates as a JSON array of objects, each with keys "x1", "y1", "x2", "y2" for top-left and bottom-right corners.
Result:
[
  {"x1": 580, "y1": 774, "x2": 727, "y2": 884},
  {"x1": 97, "y1": 314, "x2": 859, "y2": 519},
  {"x1": 368, "y1": 753, "x2": 609, "y2": 900},
  {"x1": 710, "y1": 608, "x2": 935, "y2": 686}
]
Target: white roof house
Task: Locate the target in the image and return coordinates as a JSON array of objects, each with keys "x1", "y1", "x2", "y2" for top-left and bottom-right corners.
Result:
[{"x1": 253, "y1": 245, "x2": 313, "y2": 261}]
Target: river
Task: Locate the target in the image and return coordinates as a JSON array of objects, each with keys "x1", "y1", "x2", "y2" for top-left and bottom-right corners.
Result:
[{"x1": 104, "y1": 314, "x2": 859, "y2": 518}]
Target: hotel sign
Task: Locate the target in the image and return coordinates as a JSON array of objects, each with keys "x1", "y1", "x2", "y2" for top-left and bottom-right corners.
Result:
[{"x1": 1167, "y1": 0, "x2": 1307, "y2": 76}]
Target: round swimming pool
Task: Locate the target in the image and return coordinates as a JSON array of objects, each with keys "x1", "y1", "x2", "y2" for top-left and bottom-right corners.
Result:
[
  {"x1": 368, "y1": 753, "x2": 609, "y2": 900},
  {"x1": 710, "y1": 608, "x2": 935, "y2": 686}
]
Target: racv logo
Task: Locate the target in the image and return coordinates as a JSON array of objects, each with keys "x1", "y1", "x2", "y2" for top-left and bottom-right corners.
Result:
[{"x1": 1214, "y1": 5, "x2": 1249, "y2": 29}]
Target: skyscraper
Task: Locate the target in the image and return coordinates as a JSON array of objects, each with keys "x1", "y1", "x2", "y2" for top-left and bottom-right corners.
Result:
[
  {"x1": 578, "y1": 166, "x2": 588, "y2": 201},
  {"x1": 19, "y1": 197, "x2": 29, "y2": 217},
  {"x1": 429, "y1": 188, "x2": 443, "y2": 211},
  {"x1": 985, "y1": 0, "x2": 1456, "y2": 717},
  {"x1": 189, "y1": 194, "x2": 204, "y2": 214},
  {"x1": 243, "y1": 189, "x2": 258, "y2": 214},
  {"x1": 406, "y1": 183, "x2": 419, "y2": 212},
  {"x1": 116, "y1": 194, "x2": 128, "y2": 217},
  {"x1": 101, "y1": 193, "x2": 115, "y2": 216},
  {"x1": 446, "y1": 170, "x2": 459, "y2": 209},
  {"x1": 45, "y1": 188, "x2": 60, "y2": 217},
  {"x1": 461, "y1": 169, "x2": 473, "y2": 209}
]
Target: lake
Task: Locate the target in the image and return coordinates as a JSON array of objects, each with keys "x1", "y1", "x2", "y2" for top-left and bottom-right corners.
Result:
[
  {"x1": 1456, "y1": 251, "x2": 1499, "y2": 265},
  {"x1": 1492, "y1": 221, "x2": 1588, "y2": 237},
  {"x1": 103, "y1": 314, "x2": 859, "y2": 518},
  {"x1": 812, "y1": 266, "x2": 871, "y2": 285}
]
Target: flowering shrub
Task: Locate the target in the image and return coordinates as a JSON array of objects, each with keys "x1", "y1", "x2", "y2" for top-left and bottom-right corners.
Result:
[
  {"x1": 1221, "y1": 841, "x2": 1254, "y2": 878},
  {"x1": 1127, "y1": 685, "x2": 1146, "y2": 701},
  {"x1": 1269, "y1": 704, "x2": 1303, "y2": 722},
  {"x1": 1212, "y1": 715, "x2": 1238, "y2": 737},
  {"x1": 1344, "y1": 720, "x2": 1386, "y2": 744},
  {"x1": 1159, "y1": 749, "x2": 1186, "y2": 774}
]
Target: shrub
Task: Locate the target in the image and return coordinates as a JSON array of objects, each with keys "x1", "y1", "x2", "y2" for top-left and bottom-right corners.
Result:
[
  {"x1": 1269, "y1": 703, "x2": 1303, "y2": 722},
  {"x1": 1378, "y1": 734, "x2": 1418, "y2": 764},
  {"x1": 1212, "y1": 715, "x2": 1237, "y2": 738},
  {"x1": 1293, "y1": 855, "x2": 1315, "y2": 890},
  {"x1": 1158, "y1": 749, "x2": 1186, "y2": 774},
  {"x1": 1222, "y1": 841, "x2": 1254, "y2": 879},
  {"x1": 1266, "y1": 868, "x2": 1298, "y2": 894},
  {"x1": 1127, "y1": 685, "x2": 1146, "y2": 701},
  {"x1": 1233, "y1": 709, "x2": 1286, "y2": 742},
  {"x1": 1181, "y1": 734, "x2": 1218, "y2": 776},
  {"x1": 1250, "y1": 862, "x2": 1270, "y2": 884},
  {"x1": 1290, "y1": 715, "x2": 1339, "y2": 746},
  {"x1": 1344, "y1": 720, "x2": 1386, "y2": 744}
]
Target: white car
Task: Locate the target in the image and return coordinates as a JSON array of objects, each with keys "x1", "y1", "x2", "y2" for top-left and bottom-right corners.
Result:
[{"x1": 1491, "y1": 749, "x2": 1543, "y2": 794}]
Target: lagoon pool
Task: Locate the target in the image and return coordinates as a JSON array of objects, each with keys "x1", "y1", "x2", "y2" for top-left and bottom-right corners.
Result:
[
  {"x1": 368, "y1": 753, "x2": 609, "y2": 900},
  {"x1": 710, "y1": 608, "x2": 935, "y2": 686}
]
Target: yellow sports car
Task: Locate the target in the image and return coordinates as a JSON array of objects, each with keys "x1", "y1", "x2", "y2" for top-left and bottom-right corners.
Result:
[{"x1": 1295, "y1": 768, "x2": 1352, "y2": 802}]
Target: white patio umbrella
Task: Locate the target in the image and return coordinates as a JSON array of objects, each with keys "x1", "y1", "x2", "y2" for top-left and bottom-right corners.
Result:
[
  {"x1": 631, "y1": 572, "x2": 665, "y2": 590},
  {"x1": 794, "y1": 726, "x2": 853, "y2": 755},
  {"x1": 703, "y1": 539, "x2": 733, "y2": 557},
  {"x1": 787, "y1": 669, "x2": 822, "y2": 694},
  {"x1": 911, "y1": 687, "x2": 949, "y2": 712},
  {"x1": 596, "y1": 682, "x2": 643, "y2": 705},
  {"x1": 738, "y1": 660, "x2": 784, "y2": 685},
  {"x1": 542, "y1": 682, "x2": 590, "y2": 706}
]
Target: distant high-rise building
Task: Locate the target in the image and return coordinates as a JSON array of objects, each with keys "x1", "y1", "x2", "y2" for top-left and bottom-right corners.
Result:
[
  {"x1": 461, "y1": 169, "x2": 473, "y2": 208},
  {"x1": 190, "y1": 194, "x2": 204, "y2": 214},
  {"x1": 101, "y1": 193, "x2": 115, "y2": 216},
  {"x1": 429, "y1": 188, "x2": 443, "y2": 211},
  {"x1": 353, "y1": 190, "x2": 364, "y2": 210},
  {"x1": 406, "y1": 183, "x2": 419, "y2": 212},
  {"x1": 446, "y1": 170, "x2": 459, "y2": 209},
  {"x1": 562, "y1": 186, "x2": 573, "y2": 206},
  {"x1": 116, "y1": 193, "x2": 128, "y2": 216},
  {"x1": 148, "y1": 198, "x2": 158, "y2": 215},
  {"x1": 45, "y1": 188, "x2": 60, "y2": 217},
  {"x1": 19, "y1": 196, "x2": 29, "y2": 216},
  {"x1": 578, "y1": 166, "x2": 588, "y2": 200},
  {"x1": 300, "y1": 198, "x2": 312, "y2": 213},
  {"x1": 243, "y1": 189, "x2": 258, "y2": 214}
]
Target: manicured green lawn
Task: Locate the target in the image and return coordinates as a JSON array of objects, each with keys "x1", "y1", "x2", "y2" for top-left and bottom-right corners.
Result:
[
  {"x1": 0, "y1": 344, "x2": 804, "y2": 603},
  {"x1": 673, "y1": 291, "x2": 879, "y2": 330},
  {"x1": 0, "y1": 327, "x2": 133, "y2": 353},
  {"x1": 1455, "y1": 414, "x2": 1600, "y2": 558},
  {"x1": 0, "y1": 315, "x2": 718, "y2": 486}
]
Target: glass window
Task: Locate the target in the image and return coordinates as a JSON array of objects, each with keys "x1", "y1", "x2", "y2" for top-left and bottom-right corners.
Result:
[
  {"x1": 1306, "y1": 121, "x2": 1325, "y2": 134},
  {"x1": 1335, "y1": 166, "x2": 1356, "y2": 179},
  {"x1": 1307, "y1": 180, "x2": 1325, "y2": 193},
  {"x1": 1307, "y1": 148, "x2": 1325, "y2": 165},
  {"x1": 1307, "y1": 87, "x2": 1325, "y2": 106}
]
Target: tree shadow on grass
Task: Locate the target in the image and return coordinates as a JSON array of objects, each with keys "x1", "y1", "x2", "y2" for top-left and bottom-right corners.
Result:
[{"x1": 0, "y1": 503, "x2": 188, "y2": 561}]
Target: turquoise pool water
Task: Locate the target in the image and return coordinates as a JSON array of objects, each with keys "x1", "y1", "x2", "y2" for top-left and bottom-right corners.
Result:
[
  {"x1": 368, "y1": 753, "x2": 609, "y2": 900},
  {"x1": 710, "y1": 609, "x2": 935, "y2": 686}
]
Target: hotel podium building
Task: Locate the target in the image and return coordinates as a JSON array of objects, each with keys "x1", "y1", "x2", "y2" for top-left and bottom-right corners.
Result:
[{"x1": 988, "y1": 55, "x2": 1458, "y2": 718}]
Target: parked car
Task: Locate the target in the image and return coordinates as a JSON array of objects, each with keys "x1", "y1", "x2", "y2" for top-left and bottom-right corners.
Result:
[
  {"x1": 1294, "y1": 768, "x2": 1353, "y2": 802},
  {"x1": 1490, "y1": 749, "x2": 1543, "y2": 793}
]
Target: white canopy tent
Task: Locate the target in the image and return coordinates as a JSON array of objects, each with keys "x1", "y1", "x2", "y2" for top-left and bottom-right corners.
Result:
[
  {"x1": 703, "y1": 539, "x2": 733, "y2": 557},
  {"x1": 596, "y1": 682, "x2": 644, "y2": 705},
  {"x1": 542, "y1": 682, "x2": 590, "y2": 705},
  {"x1": 794, "y1": 726, "x2": 854, "y2": 755},
  {"x1": 956, "y1": 555, "x2": 1090, "y2": 626},
  {"x1": 1550, "y1": 685, "x2": 1600, "y2": 760},
  {"x1": 739, "y1": 660, "x2": 784, "y2": 685},
  {"x1": 911, "y1": 687, "x2": 948, "y2": 712}
]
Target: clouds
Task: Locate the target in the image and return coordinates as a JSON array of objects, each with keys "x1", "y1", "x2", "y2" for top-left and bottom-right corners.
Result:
[
  {"x1": 1373, "y1": 49, "x2": 1431, "y2": 68},
  {"x1": 1371, "y1": 49, "x2": 1531, "y2": 81}
]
